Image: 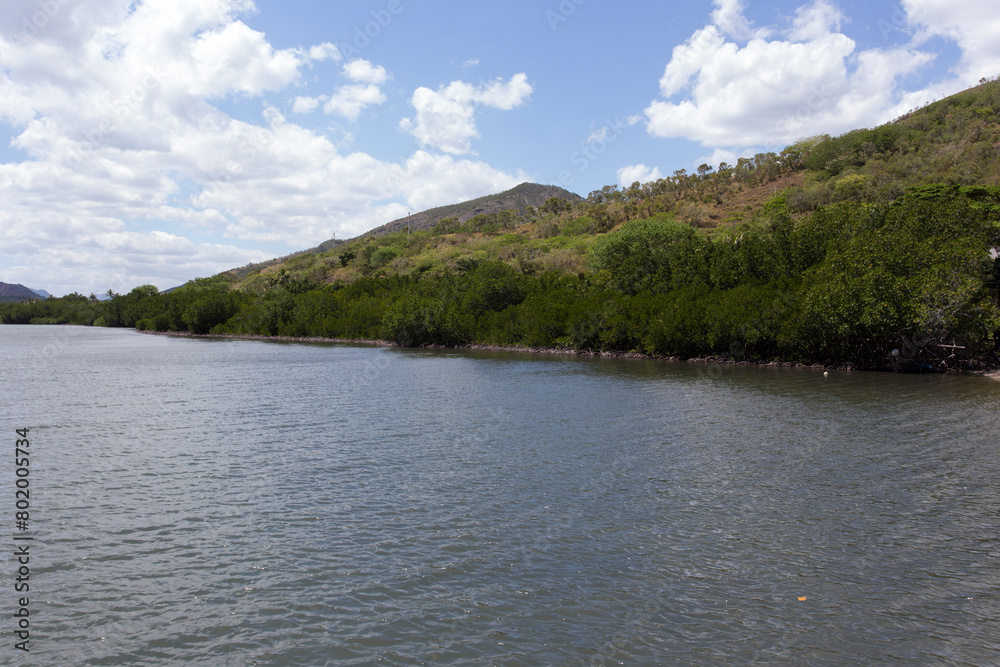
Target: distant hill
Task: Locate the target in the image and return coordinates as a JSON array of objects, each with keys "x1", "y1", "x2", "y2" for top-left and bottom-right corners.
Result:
[
  {"x1": 222, "y1": 182, "x2": 582, "y2": 281},
  {"x1": 0, "y1": 282, "x2": 43, "y2": 303},
  {"x1": 362, "y1": 182, "x2": 583, "y2": 237},
  {"x1": 30, "y1": 288, "x2": 50, "y2": 299}
]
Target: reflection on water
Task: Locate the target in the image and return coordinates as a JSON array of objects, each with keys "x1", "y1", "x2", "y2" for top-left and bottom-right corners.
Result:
[{"x1": 1, "y1": 326, "x2": 998, "y2": 665}]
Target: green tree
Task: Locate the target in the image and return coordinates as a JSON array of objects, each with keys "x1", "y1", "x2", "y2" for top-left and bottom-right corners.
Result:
[{"x1": 592, "y1": 216, "x2": 710, "y2": 295}]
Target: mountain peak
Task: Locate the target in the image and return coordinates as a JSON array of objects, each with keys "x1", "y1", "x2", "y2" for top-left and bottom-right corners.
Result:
[
  {"x1": 360, "y1": 182, "x2": 583, "y2": 238},
  {"x1": 0, "y1": 282, "x2": 45, "y2": 303}
]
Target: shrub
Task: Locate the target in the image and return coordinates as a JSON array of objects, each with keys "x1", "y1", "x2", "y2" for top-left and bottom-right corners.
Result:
[
  {"x1": 592, "y1": 216, "x2": 710, "y2": 295},
  {"x1": 369, "y1": 247, "x2": 400, "y2": 270}
]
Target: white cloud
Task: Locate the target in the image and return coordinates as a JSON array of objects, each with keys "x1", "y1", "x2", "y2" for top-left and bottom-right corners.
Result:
[
  {"x1": 292, "y1": 96, "x2": 321, "y2": 113},
  {"x1": 617, "y1": 164, "x2": 664, "y2": 188},
  {"x1": 475, "y1": 73, "x2": 533, "y2": 110},
  {"x1": 307, "y1": 42, "x2": 340, "y2": 62},
  {"x1": 400, "y1": 73, "x2": 532, "y2": 154},
  {"x1": 342, "y1": 59, "x2": 388, "y2": 85},
  {"x1": 324, "y1": 84, "x2": 386, "y2": 121},
  {"x1": 711, "y1": 0, "x2": 756, "y2": 40},
  {"x1": 902, "y1": 0, "x2": 1000, "y2": 82},
  {"x1": 644, "y1": 0, "x2": 936, "y2": 148},
  {"x1": 0, "y1": 0, "x2": 525, "y2": 295},
  {"x1": 398, "y1": 150, "x2": 527, "y2": 212},
  {"x1": 658, "y1": 26, "x2": 727, "y2": 98},
  {"x1": 320, "y1": 59, "x2": 389, "y2": 120},
  {"x1": 789, "y1": 0, "x2": 842, "y2": 41},
  {"x1": 461, "y1": 58, "x2": 480, "y2": 68},
  {"x1": 185, "y1": 21, "x2": 302, "y2": 98}
]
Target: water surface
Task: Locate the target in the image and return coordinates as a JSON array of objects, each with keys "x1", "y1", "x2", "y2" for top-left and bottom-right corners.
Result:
[{"x1": 1, "y1": 325, "x2": 998, "y2": 665}]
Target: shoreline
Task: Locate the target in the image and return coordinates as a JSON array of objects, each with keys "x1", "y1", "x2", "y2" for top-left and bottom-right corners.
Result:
[
  {"x1": 134, "y1": 330, "x2": 1000, "y2": 377},
  {"x1": 135, "y1": 329, "x2": 398, "y2": 348},
  {"x1": 134, "y1": 330, "x2": 856, "y2": 371},
  {"x1": 454, "y1": 343, "x2": 846, "y2": 369}
]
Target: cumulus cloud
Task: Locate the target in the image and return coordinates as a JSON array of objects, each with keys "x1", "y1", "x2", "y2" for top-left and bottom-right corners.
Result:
[
  {"x1": 307, "y1": 42, "x2": 340, "y2": 62},
  {"x1": 185, "y1": 21, "x2": 302, "y2": 98},
  {"x1": 617, "y1": 164, "x2": 664, "y2": 188},
  {"x1": 902, "y1": 0, "x2": 1000, "y2": 82},
  {"x1": 644, "y1": 0, "x2": 936, "y2": 148},
  {"x1": 292, "y1": 96, "x2": 321, "y2": 113},
  {"x1": 321, "y1": 59, "x2": 389, "y2": 120},
  {"x1": 292, "y1": 59, "x2": 389, "y2": 119},
  {"x1": 0, "y1": 0, "x2": 525, "y2": 294},
  {"x1": 788, "y1": 0, "x2": 842, "y2": 41},
  {"x1": 324, "y1": 84, "x2": 386, "y2": 121},
  {"x1": 342, "y1": 59, "x2": 388, "y2": 85},
  {"x1": 400, "y1": 73, "x2": 532, "y2": 154},
  {"x1": 711, "y1": 0, "x2": 757, "y2": 40}
]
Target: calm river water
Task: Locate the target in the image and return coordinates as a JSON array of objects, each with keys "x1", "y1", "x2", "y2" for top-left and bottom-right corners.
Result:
[{"x1": 1, "y1": 325, "x2": 999, "y2": 665}]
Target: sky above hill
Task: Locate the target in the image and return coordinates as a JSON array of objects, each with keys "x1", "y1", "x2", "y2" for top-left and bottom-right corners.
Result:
[{"x1": 2, "y1": 0, "x2": 998, "y2": 295}]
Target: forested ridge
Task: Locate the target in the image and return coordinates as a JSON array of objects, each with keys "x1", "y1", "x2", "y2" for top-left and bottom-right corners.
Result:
[{"x1": 5, "y1": 80, "x2": 1000, "y2": 371}]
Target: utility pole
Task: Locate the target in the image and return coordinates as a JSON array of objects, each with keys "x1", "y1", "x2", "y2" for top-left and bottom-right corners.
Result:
[{"x1": 407, "y1": 209, "x2": 412, "y2": 240}]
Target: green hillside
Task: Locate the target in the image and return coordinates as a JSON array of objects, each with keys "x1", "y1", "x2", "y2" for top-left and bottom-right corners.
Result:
[
  {"x1": 212, "y1": 79, "x2": 1000, "y2": 291},
  {"x1": 222, "y1": 182, "x2": 582, "y2": 282},
  {"x1": 6, "y1": 79, "x2": 1000, "y2": 371}
]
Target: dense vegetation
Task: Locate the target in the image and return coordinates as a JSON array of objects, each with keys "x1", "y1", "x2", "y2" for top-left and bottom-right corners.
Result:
[
  {"x1": 0, "y1": 292, "x2": 105, "y2": 326},
  {"x1": 5, "y1": 80, "x2": 1000, "y2": 371}
]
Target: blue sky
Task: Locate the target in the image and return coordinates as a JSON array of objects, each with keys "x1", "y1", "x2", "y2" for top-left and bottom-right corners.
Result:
[{"x1": 1, "y1": 0, "x2": 997, "y2": 295}]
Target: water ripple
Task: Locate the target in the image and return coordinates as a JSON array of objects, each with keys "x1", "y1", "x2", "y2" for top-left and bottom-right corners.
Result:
[{"x1": 2, "y1": 328, "x2": 999, "y2": 665}]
